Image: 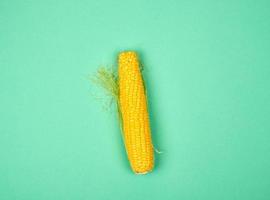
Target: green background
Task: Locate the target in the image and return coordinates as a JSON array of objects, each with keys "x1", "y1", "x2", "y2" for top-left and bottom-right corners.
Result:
[{"x1": 1, "y1": 0, "x2": 270, "y2": 199}]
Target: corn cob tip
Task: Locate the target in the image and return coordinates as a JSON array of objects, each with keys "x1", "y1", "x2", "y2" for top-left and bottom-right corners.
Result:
[
  {"x1": 118, "y1": 51, "x2": 138, "y2": 63},
  {"x1": 119, "y1": 51, "x2": 137, "y2": 57}
]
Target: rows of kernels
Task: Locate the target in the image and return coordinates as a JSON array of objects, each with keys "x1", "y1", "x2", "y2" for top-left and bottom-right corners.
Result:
[{"x1": 118, "y1": 51, "x2": 154, "y2": 173}]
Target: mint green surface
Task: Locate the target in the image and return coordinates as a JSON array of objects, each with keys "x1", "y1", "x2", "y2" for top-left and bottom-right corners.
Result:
[{"x1": 1, "y1": 0, "x2": 270, "y2": 199}]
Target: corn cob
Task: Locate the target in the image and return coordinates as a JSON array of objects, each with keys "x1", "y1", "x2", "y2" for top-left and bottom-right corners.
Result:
[{"x1": 118, "y1": 51, "x2": 154, "y2": 174}]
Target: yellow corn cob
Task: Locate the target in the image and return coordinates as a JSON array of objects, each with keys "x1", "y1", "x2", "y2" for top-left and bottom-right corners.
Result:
[{"x1": 118, "y1": 51, "x2": 154, "y2": 174}]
